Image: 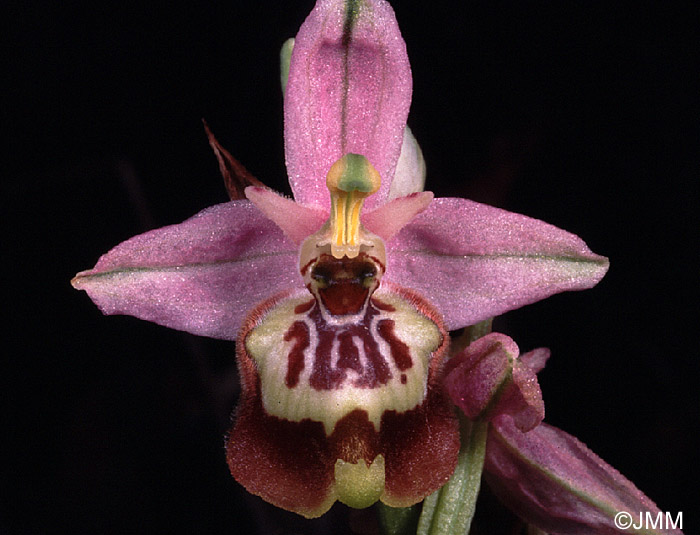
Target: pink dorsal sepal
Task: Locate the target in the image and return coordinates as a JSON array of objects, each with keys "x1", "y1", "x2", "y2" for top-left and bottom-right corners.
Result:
[{"x1": 284, "y1": 0, "x2": 412, "y2": 210}]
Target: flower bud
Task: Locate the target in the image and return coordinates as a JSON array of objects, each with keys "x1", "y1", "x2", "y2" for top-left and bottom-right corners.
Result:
[{"x1": 443, "y1": 333, "x2": 548, "y2": 431}]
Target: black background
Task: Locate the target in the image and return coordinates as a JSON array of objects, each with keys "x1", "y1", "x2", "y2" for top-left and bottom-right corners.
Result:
[{"x1": 5, "y1": 2, "x2": 698, "y2": 534}]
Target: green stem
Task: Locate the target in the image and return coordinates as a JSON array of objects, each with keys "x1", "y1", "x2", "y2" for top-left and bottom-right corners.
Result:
[
  {"x1": 450, "y1": 319, "x2": 493, "y2": 356},
  {"x1": 377, "y1": 320, "x2": 493, "y2": 535},
  {"x1": 376, "y1": 502, "x2": 421, "y2": 535},
  {"x1": 416, "y1": 417, "x2": 489, "y2": 535}
]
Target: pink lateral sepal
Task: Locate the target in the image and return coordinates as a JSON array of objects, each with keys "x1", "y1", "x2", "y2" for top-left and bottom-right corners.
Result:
[
  {"x1": 284, "y1": 0, "x2": 412, "y2": 210},
  {"x1": 485, "y1": 416, "x2": 683, "y2": 535},
  {"x1": 386, "y1": 197, "x2": 610, "y2": 330},
  {"x1": 245, "y1": 186, "x2": 327, "y2": 245},
  {"x1": 71, "y1": 201, "x2": 301, "y2": 340}
]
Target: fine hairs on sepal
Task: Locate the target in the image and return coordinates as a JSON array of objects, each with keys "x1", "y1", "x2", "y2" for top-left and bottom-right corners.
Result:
[{"x1": 69, "y1": 1, "x2": 683, "y2": 533}]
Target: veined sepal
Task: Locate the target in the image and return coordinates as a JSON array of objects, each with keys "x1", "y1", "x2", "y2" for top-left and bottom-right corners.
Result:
[{"x1": 226, "y1": 282, "x2": 459, "y2": 518}]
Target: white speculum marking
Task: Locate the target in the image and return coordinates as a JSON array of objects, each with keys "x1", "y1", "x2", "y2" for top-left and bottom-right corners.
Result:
[{"x1": 246, "y1": 287, "x2": 441, "y2": 435}]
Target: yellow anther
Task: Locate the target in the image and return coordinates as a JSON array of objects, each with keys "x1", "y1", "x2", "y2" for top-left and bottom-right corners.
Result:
[{"x1": 325, "y1": 154, "x2": 381, "y2": 258}]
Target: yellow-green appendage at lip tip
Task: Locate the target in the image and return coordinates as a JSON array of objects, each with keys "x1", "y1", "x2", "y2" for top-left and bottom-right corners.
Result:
[{"x1": 334, "y1": 455, "x2": 386, "y2": 509}]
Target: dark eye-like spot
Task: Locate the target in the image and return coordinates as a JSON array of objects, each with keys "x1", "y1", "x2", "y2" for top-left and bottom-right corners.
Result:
[
  {"x1": 359, "y1": 265, "x2": 377, "y2": 279},
  {"x1": 308, "y1": 254, "x2": 383, "y2": 316},
  {"x1": 358, "y1": 265, "x2": 377, "y2": 287},
  {"x1": 311, "y1": 265, "x2": 331, "y2": 288},
  {"x1": 311, "y1": 254, "x2": 380, "y2": 289}
]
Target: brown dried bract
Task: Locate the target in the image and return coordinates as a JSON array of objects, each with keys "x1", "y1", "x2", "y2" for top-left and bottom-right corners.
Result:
[{"x1": 202, "y1": 119, "x2": 265, "y2": 200}]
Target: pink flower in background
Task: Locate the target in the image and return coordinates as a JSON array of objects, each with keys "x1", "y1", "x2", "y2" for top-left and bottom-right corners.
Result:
[
  {"x1": 444, "y1": 332, "x2": 549, "y2": 432},
  {"x1": 444, "y1": 333, "x2": 682, "y2": 534}
]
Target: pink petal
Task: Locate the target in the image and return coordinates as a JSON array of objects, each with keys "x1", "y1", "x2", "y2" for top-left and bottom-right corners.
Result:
[
  {"x1": 485, "y1": 416, "x2": 682, "y2": 535},
  {"x1": 363, "y1": 191, "x2": 433, "y2": 242},
  {"x1": 284, "y1": 0, "x2": 411, "y2": 210},
  {"x1": 72, "y1": 201, "x2": 301, "y2": 340},
  {"x1": 385, "y1": 197, "x2": 609, "y2": 330},
  {"x1": 245, "y1": 186, "x2": 327, "y2": 245}
]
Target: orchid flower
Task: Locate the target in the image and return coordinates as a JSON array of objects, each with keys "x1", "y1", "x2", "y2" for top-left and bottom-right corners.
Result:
[
  {"x1": 443, "y1": 334, "x2": 683, "y2": 535},
  {"x1": 72, "y1": 0, "x2": 610, "y2": 522}
]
